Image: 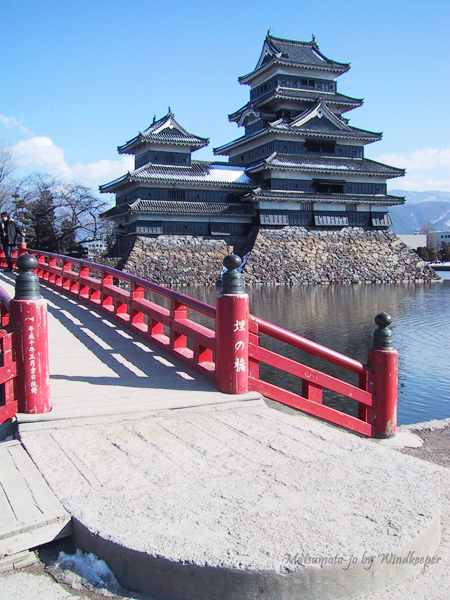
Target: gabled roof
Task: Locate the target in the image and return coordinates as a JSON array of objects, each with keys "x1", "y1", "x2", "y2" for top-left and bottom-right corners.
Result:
[
  {"x1": 239, "y1": 33, "x2": 350, "y2": 84},
  {"x1": 289, "y1": 99, "x2": 358, "y2": 131},
  {"x1": 228, "y1": 103, "x2": 277, "y2": 126},
  {"x1": 228, "y1": 91, "x2": 363, "y2": 125},
  {"x1": 214, "y1": 101, "x2": 381, "y2": 155},
  {"x1": 246, "y1": 153, "x2": 405, "y2": 179},
  {"x1": 118, "y1": 109, "x2": 209, "y2": 154},
  {"x1": 99, "y1": 161, "x2": 252, "y2": 193}
]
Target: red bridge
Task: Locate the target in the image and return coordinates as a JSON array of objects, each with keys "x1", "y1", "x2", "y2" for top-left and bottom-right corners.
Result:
[{"x1": 0, "y1": 249, "x2": 398, "y2": 439}]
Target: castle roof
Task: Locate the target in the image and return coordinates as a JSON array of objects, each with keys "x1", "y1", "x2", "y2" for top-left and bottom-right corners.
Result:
[
  {"x1": 245, "y1": 188, "x2": 405, "y2": 205},
  {"x1": 102, "y1": 200, "x2": 256, "y2": 219},
  {"x1": 229, "y1": 90, "x2": 363, "y2": 125},
  {"x1": 99, "y1": 162, "x2": 252, "y2": 193},
  {"x1": 258, "y1": 88, "x2": 363, "y2": 111},
  {"x1": 118, "y1": 109, "x2": 209, "y2": 154},
  {"x1": 246, "y1": 153, "x2": 405, "y2": 179},
  {"x1": 215, "y1": 100, "x2": 381, "y2": 155},
  {"x1": 239, "y1": 33, "x2": 350, "y2": 84}
]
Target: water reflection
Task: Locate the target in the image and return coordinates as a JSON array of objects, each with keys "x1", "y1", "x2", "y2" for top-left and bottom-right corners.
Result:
[{"x1": 176, "y1": 281, "x2": 450, "y2": 426}]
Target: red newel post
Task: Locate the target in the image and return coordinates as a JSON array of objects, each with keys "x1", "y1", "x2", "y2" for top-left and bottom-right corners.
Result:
[
  {"x1": 216, "y1": 255, "x2": 249, "y2": 394},
  {"x1": 369, "y1": 312, "x2": 398, "y2": 438},
  {"x1": 9, "y1": 254, "x2": 51, "y2": 414}
]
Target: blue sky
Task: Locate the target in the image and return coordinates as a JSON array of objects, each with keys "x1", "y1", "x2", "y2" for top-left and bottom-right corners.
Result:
[{"x1": 1, "y1": 0, "x2": 450, "y2": 198}]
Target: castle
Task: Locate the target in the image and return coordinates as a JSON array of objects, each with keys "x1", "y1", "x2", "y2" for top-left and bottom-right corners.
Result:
[{"x1": 100, "y1": 33, "x2": 438, "y2": 285}]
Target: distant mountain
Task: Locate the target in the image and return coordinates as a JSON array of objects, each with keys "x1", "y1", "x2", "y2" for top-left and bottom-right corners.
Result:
[
  {"x1": 388, "y1": 190, "x2": 450, "y2": 234},
  {"x1": 390, "y1": 190, "x2": 450, "y2": 205}
]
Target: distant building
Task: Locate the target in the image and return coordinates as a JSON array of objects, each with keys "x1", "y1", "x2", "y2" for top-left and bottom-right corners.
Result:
[
  {"x1": 80, "y1": 238, "x2": 108, "y2": 259},
  {"x1": 397, "y1": 234, "x2": 427, "y2": 249},
  {"x1": 100, "y1": 32, "x2": 405, "y2": 241},
  {"x1": 430, "y1": 230, "x2": 450, "y2": 246}
]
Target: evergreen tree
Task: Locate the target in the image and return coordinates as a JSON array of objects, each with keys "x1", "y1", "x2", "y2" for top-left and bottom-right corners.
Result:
[{"x1": 32, "y1": 188, "x2": 58, "y2": 251}]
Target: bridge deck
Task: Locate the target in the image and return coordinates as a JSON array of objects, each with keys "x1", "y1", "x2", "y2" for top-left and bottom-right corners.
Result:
[{"x1": 0, "y1": 272, "x2": 259, "y2": 430}]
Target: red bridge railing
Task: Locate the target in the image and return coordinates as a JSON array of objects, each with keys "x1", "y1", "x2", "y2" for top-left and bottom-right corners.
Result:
[
  {"x1": 0, "y1": 288, "x2": 17, "y2": 425},
  {"x1": 32, "y1": 250, "x2": 217, "y2": 380},
  {"x1": 248, "y1": 317, "x2": 375, "y2": 437},
  {"x1": 4, "y1": 250, "x2": 398, "y2": 438},
  {"x1": 0, "y1": 252, "x2": 51, "y2": 426}
]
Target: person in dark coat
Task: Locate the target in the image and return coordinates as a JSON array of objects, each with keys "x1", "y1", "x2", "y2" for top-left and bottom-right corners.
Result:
[{"x1": 0, "y1": 212, "x2": 23, "y2": 272}]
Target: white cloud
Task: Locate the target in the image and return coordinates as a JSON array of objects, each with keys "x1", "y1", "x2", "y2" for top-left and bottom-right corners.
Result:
[
  {"x1": 0, "y1": 114, "x2": 34, "y2": 136},
  {"x1": 391, "y1": 174, "x2": 450, "y2": 193},
  {"x1": 377, "y1": 147, "x2": 450, "y2": 192},
  {"x1": 12, "y1": 136, "x2": 133, "y2": 189},
  {"x1": 377, "y1": 148, "x2": 450, "y2": 171}
]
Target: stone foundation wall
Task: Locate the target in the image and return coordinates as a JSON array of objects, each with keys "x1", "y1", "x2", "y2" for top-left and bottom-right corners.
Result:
[
  {"x1": 113, "y1": 228, "x2": 439, "y2": 286},
  {"x1": 122, "y1": 236, "x2": 232, "y2": 285},
  {"x1": 244, "y1": 227, "x2": 440, "y2": 284}
]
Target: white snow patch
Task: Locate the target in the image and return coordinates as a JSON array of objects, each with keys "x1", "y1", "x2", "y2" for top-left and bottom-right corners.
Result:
[{"x1": 54, "y1": 549, "x2": 121, "y2": 596}]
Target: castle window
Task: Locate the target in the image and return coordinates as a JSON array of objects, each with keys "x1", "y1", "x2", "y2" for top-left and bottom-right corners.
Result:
[
  {"x1": 168, "y1": 190, "x2": 186, "y2": 200},
  {"x1": 308, "y1": 80, "x2": 315, "y2": 88},
  {"x1": 306, "y1": 140, "x2": 335, "y2": 154},
  {"x1": 313, "y1": 180, "x2": 344, "y2": 194},
  {"x1": 167, "y1": 154, "x2": 175, "y2": 165}
]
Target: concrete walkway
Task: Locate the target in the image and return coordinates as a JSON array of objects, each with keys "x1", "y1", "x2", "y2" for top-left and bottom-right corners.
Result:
[{"x1": 0, "y1": 272, "x2": 447, "y2": 599}]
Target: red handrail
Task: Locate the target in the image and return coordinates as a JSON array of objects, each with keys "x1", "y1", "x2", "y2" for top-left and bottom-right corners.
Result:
[{"x1": 252, "y1": 316, "x2": 365, "y2": 375}]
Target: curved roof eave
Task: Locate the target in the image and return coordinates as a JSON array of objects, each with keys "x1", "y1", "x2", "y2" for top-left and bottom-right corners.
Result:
[
  {"x1": 238, "y1": 58, "x2": 350, "y2": 85},
  {"x1": 99, "y1": 173, "x2": 130, "y2": 193}
]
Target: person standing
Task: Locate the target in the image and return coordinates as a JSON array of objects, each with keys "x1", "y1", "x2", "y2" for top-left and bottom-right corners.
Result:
[{"x1": 0, "y1": 212, "x2": 23, "y2": 272}]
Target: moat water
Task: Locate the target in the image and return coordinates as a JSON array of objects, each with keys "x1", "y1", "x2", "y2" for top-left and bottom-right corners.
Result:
[{"x1": 179, "y1": 274, "x2": 450, "y2": 426}]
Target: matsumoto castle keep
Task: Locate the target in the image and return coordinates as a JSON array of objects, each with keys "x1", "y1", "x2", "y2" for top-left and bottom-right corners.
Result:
[{"x1": 100, "y1": 33, "x2": 437, "y2": 285}]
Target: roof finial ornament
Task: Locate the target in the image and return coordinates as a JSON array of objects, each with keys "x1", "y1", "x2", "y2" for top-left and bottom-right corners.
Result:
[
  {"x1": 312, "y1": 33, "x2": 316, "y2": 43},
  {"x1": 168, "y1": 105, "x2": 173, "y2": 116},
  {"x1": 267, "y1": 27, "x2": 272, "y2": 37},
  {"x1": 152, "y1": 114, "x2": 156, "y2": 124}
]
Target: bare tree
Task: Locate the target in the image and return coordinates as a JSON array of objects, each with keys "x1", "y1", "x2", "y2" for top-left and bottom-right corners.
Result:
[
  {"x1": 419, "y1": 220, "x2": 438, "y2": 249},
  {"x1": 25, "y1": 175, "x2": 108, "y2": 255},
  {"x1": 0, "y1": 142, "x2": 16, "y2": 207}
]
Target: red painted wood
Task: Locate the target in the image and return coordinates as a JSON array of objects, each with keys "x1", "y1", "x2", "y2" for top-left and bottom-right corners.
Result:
[
  {"x1": 369, "y1": 349, "x2": 398, "y2": 438},
  {"x1": 9, "y1": 299, "x2": 51, "y2": 414},
  {"x1": 254, "y1": 316, "x2": 365, "y2": 375},
  {"x1": 172, "y1": 318, "x2": 215, "y2": 349},
  {"x1": 170, "y1": 298, "x2": 188, "y2": 351},
  {"x1": 250, "y1": 344, "x2": 373, "y2": 406},
  {"x1": 302, "y1": 380, "x2": 323, "y2": 404},
  {"x1": 0, "y1": 402, "x2": 17, "y2": 423},
  {"x1": 249, "y1": 378, "x2": 373, "y2": 437},
  {"x1": 216, "y1": 294, "x2": 249, "y2": 394}
]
